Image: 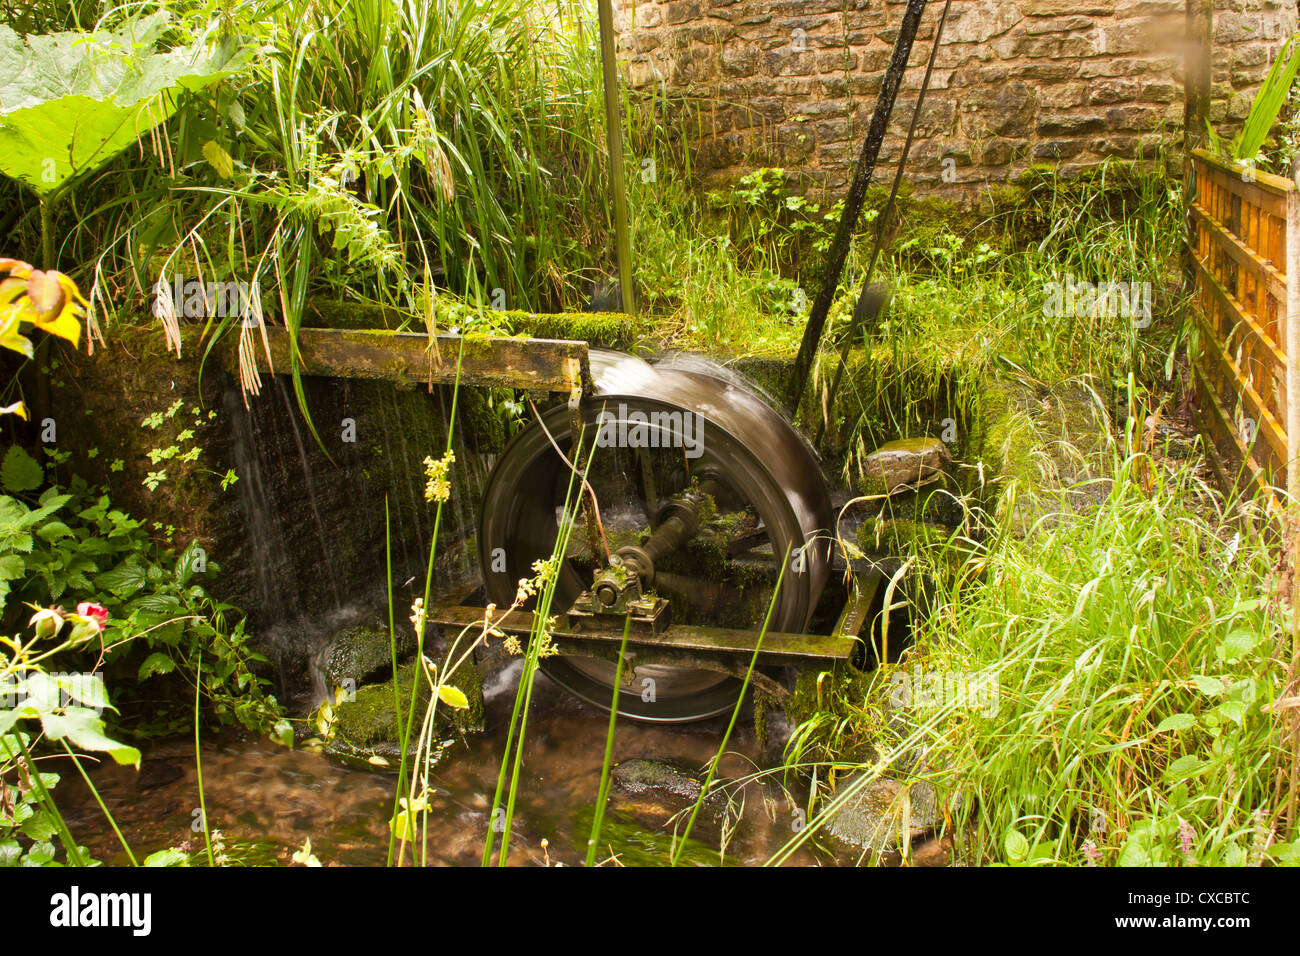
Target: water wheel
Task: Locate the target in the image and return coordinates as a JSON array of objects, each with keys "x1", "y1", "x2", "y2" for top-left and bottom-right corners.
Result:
[{"x1": 478, "y1": 350, "x2": 833, "y2": 721}]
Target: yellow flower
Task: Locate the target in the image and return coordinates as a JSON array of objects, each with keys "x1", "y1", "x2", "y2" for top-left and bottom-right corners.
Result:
[
  {"x1": 0, "y1": 260, "x2": 84, "y2": 357},
  {"x1": 422, "y1": 451, "x2": 455, "y2": 503}
]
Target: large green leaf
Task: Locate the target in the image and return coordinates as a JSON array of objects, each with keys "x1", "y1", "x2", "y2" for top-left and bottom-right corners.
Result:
[
  {"x1": 39, "y1": 707, "x2": 140, "y2": 766},
  {"x1": 0, "y1": 13, "x2": 250, "y2": 196}
]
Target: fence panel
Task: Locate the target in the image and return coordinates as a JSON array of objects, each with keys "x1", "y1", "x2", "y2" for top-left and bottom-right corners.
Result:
[{"x1": 1188, "y1": 148, "x2": 1298, "y2": 505}]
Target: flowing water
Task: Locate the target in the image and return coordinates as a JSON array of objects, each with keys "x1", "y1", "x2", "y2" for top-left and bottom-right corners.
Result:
[{"x1": 60, "y1": 665, "x2": 847, "y2": 867}]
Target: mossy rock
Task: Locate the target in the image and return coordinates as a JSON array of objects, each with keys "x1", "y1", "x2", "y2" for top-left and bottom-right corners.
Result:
[
  {"x1": 611, "y1": 758, "x2": 709, "y2": 805},
  {"x1": 327, "y1": 656, "x2": 485, "y2": 771},
  {"x1": 324, "y1": 621, "x2": 416, "y2": 691},
  {"x1": 824, "y1": 774, "x2": 942, "y2": 853},
  {"x1": 856, "y1": 517, "x2": 952, "y2": 555}
]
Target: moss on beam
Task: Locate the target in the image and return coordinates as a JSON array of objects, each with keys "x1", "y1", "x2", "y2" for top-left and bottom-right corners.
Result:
[{"x1": 306, "y1": 298, "x2": 642, "y2": 350}]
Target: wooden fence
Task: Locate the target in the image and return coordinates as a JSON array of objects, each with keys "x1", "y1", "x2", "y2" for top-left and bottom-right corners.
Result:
[{"x1": 1188, "y1": 148, "x2": 1300, "y2": 507}]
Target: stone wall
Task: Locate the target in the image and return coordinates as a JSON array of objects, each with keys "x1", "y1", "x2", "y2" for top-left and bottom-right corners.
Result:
[{"x1": 614, "y1": 0, "x2": 1297, "y2": 196}]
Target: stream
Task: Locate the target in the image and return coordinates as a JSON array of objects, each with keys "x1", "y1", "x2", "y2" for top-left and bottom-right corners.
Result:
[{"x1": 60, "y1": 664, "x2": 850, "y2": 867}]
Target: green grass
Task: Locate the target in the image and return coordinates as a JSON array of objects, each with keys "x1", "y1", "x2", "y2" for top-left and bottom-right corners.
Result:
[{"x1": 777, "y1": 417, "x2": 1299, "y2": 866}]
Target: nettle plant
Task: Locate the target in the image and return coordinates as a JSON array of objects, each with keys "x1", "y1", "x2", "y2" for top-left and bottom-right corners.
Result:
[{"x1": 705, "y1": 167, "x2": 844, "y2": 275}]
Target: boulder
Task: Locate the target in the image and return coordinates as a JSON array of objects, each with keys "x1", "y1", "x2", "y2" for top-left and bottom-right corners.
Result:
[
  {"x1": 610, "y1": 757, "x2": 726, "y2": 816},
  {"x1": 325, "y1": 657, "x2": 485, "y2": 771},
  {"x1": 824, "y1": 774, "x2": 943, "y2": 853},
  {"x1": 323, "y1": 620, "x2": 416, "y2": 691},
  {"x1": 860, "y1": 437, "x2": 953, "y2": 496}
]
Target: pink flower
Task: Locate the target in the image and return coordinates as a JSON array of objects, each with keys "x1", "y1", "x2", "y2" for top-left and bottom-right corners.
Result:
[
  {"x1": 76, "y1": 601, "x2": 108, "y2": 631},
  {"x1": 1082, "y1": 840, "x2": 1102, "y2": 865},
  {"x1": 1178, "y1": 819, "x2": 1195, "y2": 854}
]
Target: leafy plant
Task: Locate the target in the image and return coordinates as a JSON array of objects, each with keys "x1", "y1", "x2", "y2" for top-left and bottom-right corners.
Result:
[
  {"x1": 1206, "y1": 32, "x2": 1300, "y2": 164},
  {"x1": 0, "y1": 448, "x2": 280, "y2": 736},
  {"x1": 1, "y1": 600, "x2": 139, "y2": 867}
]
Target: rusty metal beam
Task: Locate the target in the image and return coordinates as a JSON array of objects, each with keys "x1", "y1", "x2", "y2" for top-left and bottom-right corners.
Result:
[
  {"x1": 230, "y1": 326, "x2": 590, "y2": 393},
  {"x1": 428, "y1": 604, "x2": 860, "y2": 671}
]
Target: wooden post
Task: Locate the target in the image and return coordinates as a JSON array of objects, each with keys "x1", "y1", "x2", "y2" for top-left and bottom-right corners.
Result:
[
  {"x1": 1289, "y1": 160, "x2": 1300, "y2": 504},
  {"x1": 1288, "y1": 156, "x2": 1300, "y2": 837},
  {"x1": 596, "y1": 0, "x2": 636, "y2": 316}
]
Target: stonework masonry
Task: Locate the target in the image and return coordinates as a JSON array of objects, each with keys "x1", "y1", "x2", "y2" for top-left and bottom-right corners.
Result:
[{"x1": 613, "y1": 0, "x2": 1298, "y2": 198}]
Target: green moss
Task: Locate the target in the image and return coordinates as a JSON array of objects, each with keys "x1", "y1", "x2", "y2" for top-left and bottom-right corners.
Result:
[
  {"x1": 446, "y1": 654, "x2": 485, "y2": 733},
  {"x1": 333, "y1": 662, "x2": 427, "y2": 747},
  {"x1": 856, "y1": 516, "x2": 951, "y2": 554},
  {"x1": 307, "y1": 300, "x2": 408, "y2": 330},
  {"x1": 971, "y1": 379, "x2": 1040, "y2": 485},
  {"x1": 508, "y1": 311, "x2": 639, "y2": 350},
  {"x1": 458, "y1": 386, "x2": 506, "y2": 454},
  {"x1": 305, "y1": 298, "x2": 643, "y2": 350},
  {"x1": 332, "y1": 654, "x2": 484, "y2": 749},
  {"x1": 324, "y1": 621, "x2": 413, "y2": 689}
]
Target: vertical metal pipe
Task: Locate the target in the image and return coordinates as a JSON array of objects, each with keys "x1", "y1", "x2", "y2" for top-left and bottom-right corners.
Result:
[
  {"x1": 596, "y1": 0, "x2": 636, "y2": 315},
  {"x1": 785, "y1": 0, "x2": 929, "y2": 414}
]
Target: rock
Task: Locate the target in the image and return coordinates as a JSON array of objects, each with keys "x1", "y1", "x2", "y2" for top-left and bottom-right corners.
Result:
[
  {"x1": 323, "y1": 621, "x2": 415, "y2": 691},
  {"x1": 136, "y1": 759, "x2": 183, "y2": 791},
  {"x1": 861, "y1": 437, "x2": 952, "y2": 496},
  {"x1": 825, "y1": 774, "x2": 942, "y2": 853},
  {"x1": 611, "y1": 764, "x2": 717, "y2": 806},
  {"x1": 856, "y1": 516, "x2": 952, "y2": 554},
  {"x1": 326, "y1": 657, "x2": 485, "y2": 771}
]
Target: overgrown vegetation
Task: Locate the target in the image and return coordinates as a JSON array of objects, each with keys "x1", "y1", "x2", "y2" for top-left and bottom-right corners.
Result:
[{"x1": 1, "y1": 0, "x2": 1297, "y2": 871}]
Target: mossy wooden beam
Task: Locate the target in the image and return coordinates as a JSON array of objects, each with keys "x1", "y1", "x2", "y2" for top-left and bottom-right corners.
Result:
[
  {"x1": 428, "y1": 604, "x2": 858, "y2": 671},
  {"x1": 234, "y1": 326, "x2": 590, "y2": 393},
  {"x1": 305, "y1": 298, "x2": 641, "y2": 350}
]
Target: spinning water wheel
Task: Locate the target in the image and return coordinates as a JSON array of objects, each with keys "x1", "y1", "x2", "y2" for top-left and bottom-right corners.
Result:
[{"x1": 477, "y1": 351, "x2": 834, "y2": 721}]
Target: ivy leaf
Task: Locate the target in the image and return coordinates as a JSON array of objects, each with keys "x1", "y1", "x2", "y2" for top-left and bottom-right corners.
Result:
[{"x1": 0, "y1": 446, "x2": 42, "y2": 492}]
